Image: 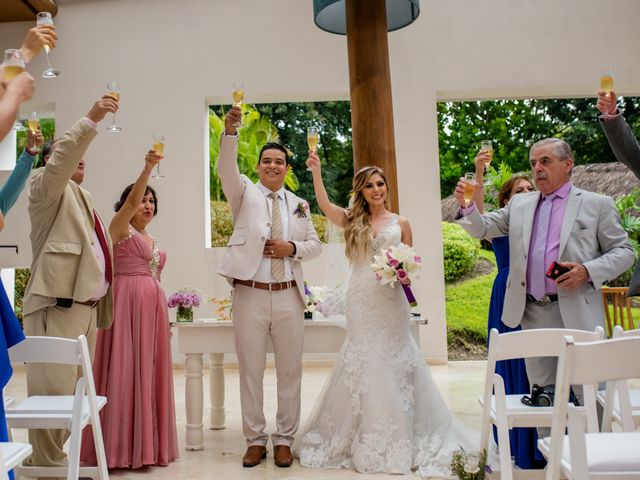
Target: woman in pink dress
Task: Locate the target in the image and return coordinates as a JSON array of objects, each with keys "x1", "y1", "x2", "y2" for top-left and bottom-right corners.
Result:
[{"x1": 81, "y1": 150, "x2": 178, "y2": 469}]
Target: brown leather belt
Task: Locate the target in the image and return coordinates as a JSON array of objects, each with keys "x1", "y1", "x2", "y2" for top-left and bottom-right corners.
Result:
[
  {"x1": 76, "y1": 299, "x2": 100, "y2": 308},
  {"x1": 233, "y1": 279, "x2": 297, "y2": 292},
  {"x1": 57, "y1": 298, "x2": 99, "y2": 308}
]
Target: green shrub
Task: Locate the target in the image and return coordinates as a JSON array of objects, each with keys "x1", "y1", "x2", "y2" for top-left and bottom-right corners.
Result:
[
  {"x1": 442, "y1": 221, "x2": 479, "y2": 282},
  {"x1": 14, "y1": 267, "x2": 30, "y2": 324},
  {"x1": 311, "y1": 214, "x2": 328, "y2": 243},
  {"x1": 210, "y1": 201, "x2": 235, "y2": 247},
  {"x1": 210, "y1": 200, "x2": 329, "y2": 247}
]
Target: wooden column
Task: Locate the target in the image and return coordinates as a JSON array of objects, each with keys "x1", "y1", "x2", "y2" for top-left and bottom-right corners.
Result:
[{"x1": 346, "y1": 0, "x2": 399, "y2": 212}]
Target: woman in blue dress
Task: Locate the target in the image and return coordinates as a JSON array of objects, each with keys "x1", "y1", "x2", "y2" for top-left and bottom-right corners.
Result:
[{"x1": 473, "y1": 152, "x2": 545, "y2": 469}]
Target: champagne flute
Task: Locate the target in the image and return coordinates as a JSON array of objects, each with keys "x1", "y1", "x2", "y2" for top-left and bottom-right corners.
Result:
[
  {"x1": 458, "y1": 173, "x2": 476, "y2": 225},
  {"x1": 307, "y1": 127, "x2": 319, "y2": 152},
  {"x1": 600, "y1": 67, "x2": 614, "y2": 97},
  {"x1": 106, "y1": 81, "x2": 121, "y2": 132},
  {"x1": 231, "y1": 82, "x2": 244, "y2": 128},
  {"x1": 3, "y1": 49, "x2": 28, "y2": 131},
  {"x1": 152, "y1": 134, "x2": 165, "y2": 178},
  {"x1": 28, "y1": 111, "x2": 40, "y2": 135},
  {"x1": 306, "y1": 126, "x2": 319, "y2": 172},
  {"x1": 36, "y1": 12, "x2": 60, "y2": 78},
  {"x1": 480, "y1": 140, "x2": 493, "y2": 184}
]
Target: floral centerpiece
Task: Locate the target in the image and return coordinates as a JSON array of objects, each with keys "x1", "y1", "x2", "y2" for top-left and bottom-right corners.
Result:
[
  {"x1": 168, "y1": 287, "x2": 204, "y2": 322},
  {"x1": 304, "y1": 282, "x2": 346, "y2": 320},
  {"x1": 450, "y1": 447, "x2": 491, "y2": 480},
  {"x1": 211, "y1": 296, "x2": 232, "y2": 321},
  {"x1": 370, "y1": 243, "x2": 423, "y2": 307}
]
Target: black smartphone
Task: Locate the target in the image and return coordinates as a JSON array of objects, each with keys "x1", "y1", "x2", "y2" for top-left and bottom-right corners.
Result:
[{"x1": 545, "y1": 261, "x2": 571, "y2": 280}]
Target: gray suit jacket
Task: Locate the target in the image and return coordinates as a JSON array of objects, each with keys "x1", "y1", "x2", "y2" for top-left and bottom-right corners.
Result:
[
  {"x1": 216, "y1": 134, "x2": 321, "y2": 303},
  {"x1": 457, "y1": 186, "x2": 634, "y2": 329},
  {"x1": 23, "y1": 118, "x2": 114, "y2": 329},
  {"x1": 600, "y1": 114, "x2": 640, "y2": 295}
]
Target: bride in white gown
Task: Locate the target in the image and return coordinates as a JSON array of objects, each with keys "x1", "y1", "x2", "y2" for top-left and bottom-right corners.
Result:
[{"x1": 298, "y1": 152, "x2": 479, "y2": 478}]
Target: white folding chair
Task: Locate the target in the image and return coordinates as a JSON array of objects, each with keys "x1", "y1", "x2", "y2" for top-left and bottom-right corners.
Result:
[
  {"x1": 539, "y1": 334, "x2": 640, "y2": 480},
  {"x1": 479, "y1": 326, "x2": 604, "y2": 480},
  {"x1": 598, "y1": 326, "x2": 640, "y2": 432},
  {"x1": 0, "y1": 441, "x2": 33, "y2": 480},
  {"x1": 5, "y1": 335, "x2": 108, "y2": 480}
]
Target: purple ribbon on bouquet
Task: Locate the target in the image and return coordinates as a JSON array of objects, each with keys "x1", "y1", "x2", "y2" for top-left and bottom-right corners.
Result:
[{"x1": 401, "y1": 283, "x2": 417, "y2": 307}]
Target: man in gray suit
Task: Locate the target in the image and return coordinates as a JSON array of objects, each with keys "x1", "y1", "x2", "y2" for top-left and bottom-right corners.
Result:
[
  {"x1": 597, "y1": 90, "x2": 640, "y2": 295},
  {"x1": 454, "y1": 138, "x2": 634, "y2": 392}
]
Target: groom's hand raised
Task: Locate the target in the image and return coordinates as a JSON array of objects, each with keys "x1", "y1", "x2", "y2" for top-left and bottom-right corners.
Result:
[
  {"x1": 263, "y1": 239, "x2": 294, "y2": 258},
  {"x1": 225, "y1": 106, "x2": 242, "y2": 136}
]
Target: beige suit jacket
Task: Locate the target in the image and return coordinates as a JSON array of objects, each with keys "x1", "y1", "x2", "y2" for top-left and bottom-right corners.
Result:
[
  {"x1": 216, "y1": 134, "x2": 321, "y2": 303},
  {"x1": 23, "y1": 118, "x2": 114, "y2": 328}
]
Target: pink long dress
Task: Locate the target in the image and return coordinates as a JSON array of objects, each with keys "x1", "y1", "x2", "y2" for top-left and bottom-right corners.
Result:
[{"x1": 81, "y1": 227, "x2": 179, "y2": 469}]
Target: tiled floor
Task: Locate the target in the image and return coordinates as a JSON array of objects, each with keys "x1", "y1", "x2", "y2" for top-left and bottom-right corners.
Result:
[{"x1": 6, "y1": 360, "x2": 489, "y2": 479}]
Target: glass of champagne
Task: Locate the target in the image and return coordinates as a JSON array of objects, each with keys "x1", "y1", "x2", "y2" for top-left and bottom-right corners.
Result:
[
  {"x1": 307, "y1": 127, "x2": 319, "y2": 152},
  {"x1": 481, "y1": 139, "x2": 493, "y2": 184},
  {"x1": 3, "y1": 49, "x2": 25, "y2": 81},
  {"x1": 600, "y1": 67, "x2": 614, "y2": 97},
  {"x1": 28, "y1": 111, "x2": 40, "y2": 134},
  {"x1": 106, "y1": 81, "x2": 121, "y2": 132},
  {"x1": 459, "y1": 173, "x2": 476, "y2": 224},
  {"x1": 3, "y1": 50, "x2": 27, "y2": 131},
  {"x1": 231, "y1": 82, "x2": 244, "y2": 128},
  {"x1": 152, "y1": 134, "x2": 165, "y2": 179},
  {"x1": 36, "y1": 12, "x2": 60, "y2": 78}
]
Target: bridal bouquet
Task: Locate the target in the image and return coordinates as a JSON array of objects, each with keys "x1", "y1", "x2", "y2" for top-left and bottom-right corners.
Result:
[
  {"x1": 450, "y1": 447, "x2": 491, "y2": 480},
  {"x1": 370, "y1": 243, "x2": 422, "y2": 307}
]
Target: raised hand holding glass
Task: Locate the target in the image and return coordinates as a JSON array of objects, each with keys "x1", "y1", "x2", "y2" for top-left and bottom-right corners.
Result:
[{"x1": 36, "y1": 12, "x2": 60, "y2": 78}]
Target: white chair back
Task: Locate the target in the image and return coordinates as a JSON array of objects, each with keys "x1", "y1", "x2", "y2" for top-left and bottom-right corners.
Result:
[
  {"x1": 5, "y1": 335, "x2": 108, "y2": 480},
  {"x1": 480, "y1": 326, "x2": 604, "y2": 480},
  {"x1": 544, "y1": 335, "x2": 640, "y2": 480}
]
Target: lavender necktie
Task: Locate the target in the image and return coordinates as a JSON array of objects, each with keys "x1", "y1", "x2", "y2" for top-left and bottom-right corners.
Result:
[{"x1": 529, "y1": 194, "x2": 555, "y2": 300}]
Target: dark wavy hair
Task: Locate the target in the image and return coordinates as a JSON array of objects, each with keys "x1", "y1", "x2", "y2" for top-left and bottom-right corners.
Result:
[{"x1": 114, "y1": 184, "x2": 158, "y2": 215}]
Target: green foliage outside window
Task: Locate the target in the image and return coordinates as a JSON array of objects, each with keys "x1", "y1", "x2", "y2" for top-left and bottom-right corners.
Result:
[{"x1": 442, "y1": 222, "x2": 479, "y2": 282}]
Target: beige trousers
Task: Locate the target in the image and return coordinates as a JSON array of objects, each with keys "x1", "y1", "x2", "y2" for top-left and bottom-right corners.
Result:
[
  {"x1": 22, "y1": 303, "x2": 98, "y2": 479},
  {"x1": 232, "y1": 284, "x2": 304, "y2": 447}
]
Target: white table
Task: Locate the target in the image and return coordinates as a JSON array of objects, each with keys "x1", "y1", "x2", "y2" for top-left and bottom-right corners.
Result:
[{"x1": 172, "y1": 316, "x2": 427, "y2": 451}]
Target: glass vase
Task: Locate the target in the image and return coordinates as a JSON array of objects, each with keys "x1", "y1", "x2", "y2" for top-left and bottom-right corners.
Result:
[{"x1": 176, "y1": 305, "x2": 193, "y2": 322}]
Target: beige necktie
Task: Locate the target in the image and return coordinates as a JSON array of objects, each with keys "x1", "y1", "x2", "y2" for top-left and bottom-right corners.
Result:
[{"x1": 269, "y1": 192, "x2": 285, "y2": 281}]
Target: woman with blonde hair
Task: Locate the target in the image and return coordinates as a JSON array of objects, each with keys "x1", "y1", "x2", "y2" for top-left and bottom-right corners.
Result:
[{"x1": 298, "y1": 151, "x2": 477, "y2": 477}]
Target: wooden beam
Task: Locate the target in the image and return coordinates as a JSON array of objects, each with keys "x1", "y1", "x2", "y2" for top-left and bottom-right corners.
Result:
[
  {"x1": 346, "y1": 0, "x2": 399, "y2": 212},
  {"x1": 0, "y1": 0, "x2": 58, "y2": 23}
]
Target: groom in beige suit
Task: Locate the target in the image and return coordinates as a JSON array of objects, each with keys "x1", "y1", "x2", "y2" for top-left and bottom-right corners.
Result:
[
  {"x1": 22, "y1": 95, "x2": 118, "y2": 474},
  {"x1": 218, "y1": 107, "x2": 321, "y2": 468}
]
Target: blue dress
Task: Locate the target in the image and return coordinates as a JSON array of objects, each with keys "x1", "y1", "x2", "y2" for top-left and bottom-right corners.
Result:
[
  {"x1": 488, "y1": 236, "x2": 545, "y2": 469},
  {"x1": 0, "y1": 149, "x2": 34, "y2": 479}
]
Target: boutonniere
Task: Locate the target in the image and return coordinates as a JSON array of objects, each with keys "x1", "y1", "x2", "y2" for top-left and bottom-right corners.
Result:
[{"x1": 294, "y1": 201, "x2": 309, "y2": 218}]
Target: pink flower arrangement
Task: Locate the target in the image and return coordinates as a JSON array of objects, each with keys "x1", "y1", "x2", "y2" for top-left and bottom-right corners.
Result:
[
  {"x1": 370, "y1": 243, "x2": 423, "y2": 307},
  {"x1": 168, "y1": 288, "x2": 204, "y2": 309}
]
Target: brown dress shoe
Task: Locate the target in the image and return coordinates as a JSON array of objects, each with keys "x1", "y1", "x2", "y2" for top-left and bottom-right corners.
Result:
[
  {"x1": 242, "y1": 445, "x2": 267, "y2": 467},
  {"x1": 274, "y1": 444, "x2": 293, "y2": 467}
]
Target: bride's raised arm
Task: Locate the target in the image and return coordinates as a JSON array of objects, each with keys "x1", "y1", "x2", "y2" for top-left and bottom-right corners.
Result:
[{"x1": 306, "y1": 150, "x2": 347, "y2": 228}]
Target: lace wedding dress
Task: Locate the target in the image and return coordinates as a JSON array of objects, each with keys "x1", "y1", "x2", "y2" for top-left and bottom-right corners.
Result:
[{"x1": 298, "y1": 216, "x2": 478, "y2": 478}]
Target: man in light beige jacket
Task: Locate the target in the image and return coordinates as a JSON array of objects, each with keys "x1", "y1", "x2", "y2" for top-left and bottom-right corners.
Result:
[
  {"x1": 218, "y1": 106, "x2": 321, "y2": 468},
  {"x1": 22, "y1": 95, "x2": 118, "y2": 474}
]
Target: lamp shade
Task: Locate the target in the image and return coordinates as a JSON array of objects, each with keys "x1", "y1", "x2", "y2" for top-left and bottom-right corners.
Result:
[{"x1": 313, "y1": 0, "x2": 419, "y2": 35}]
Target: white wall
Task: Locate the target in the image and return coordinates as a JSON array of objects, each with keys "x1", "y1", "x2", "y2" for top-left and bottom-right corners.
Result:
[{"x1": 0, "y1": 0, "x2": 638, "y2": 363}]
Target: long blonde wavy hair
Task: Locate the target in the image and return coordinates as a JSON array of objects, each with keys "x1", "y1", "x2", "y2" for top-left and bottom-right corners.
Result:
[{"x1": 344, "y1": 166, "x2": 391, "y2": 264}]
